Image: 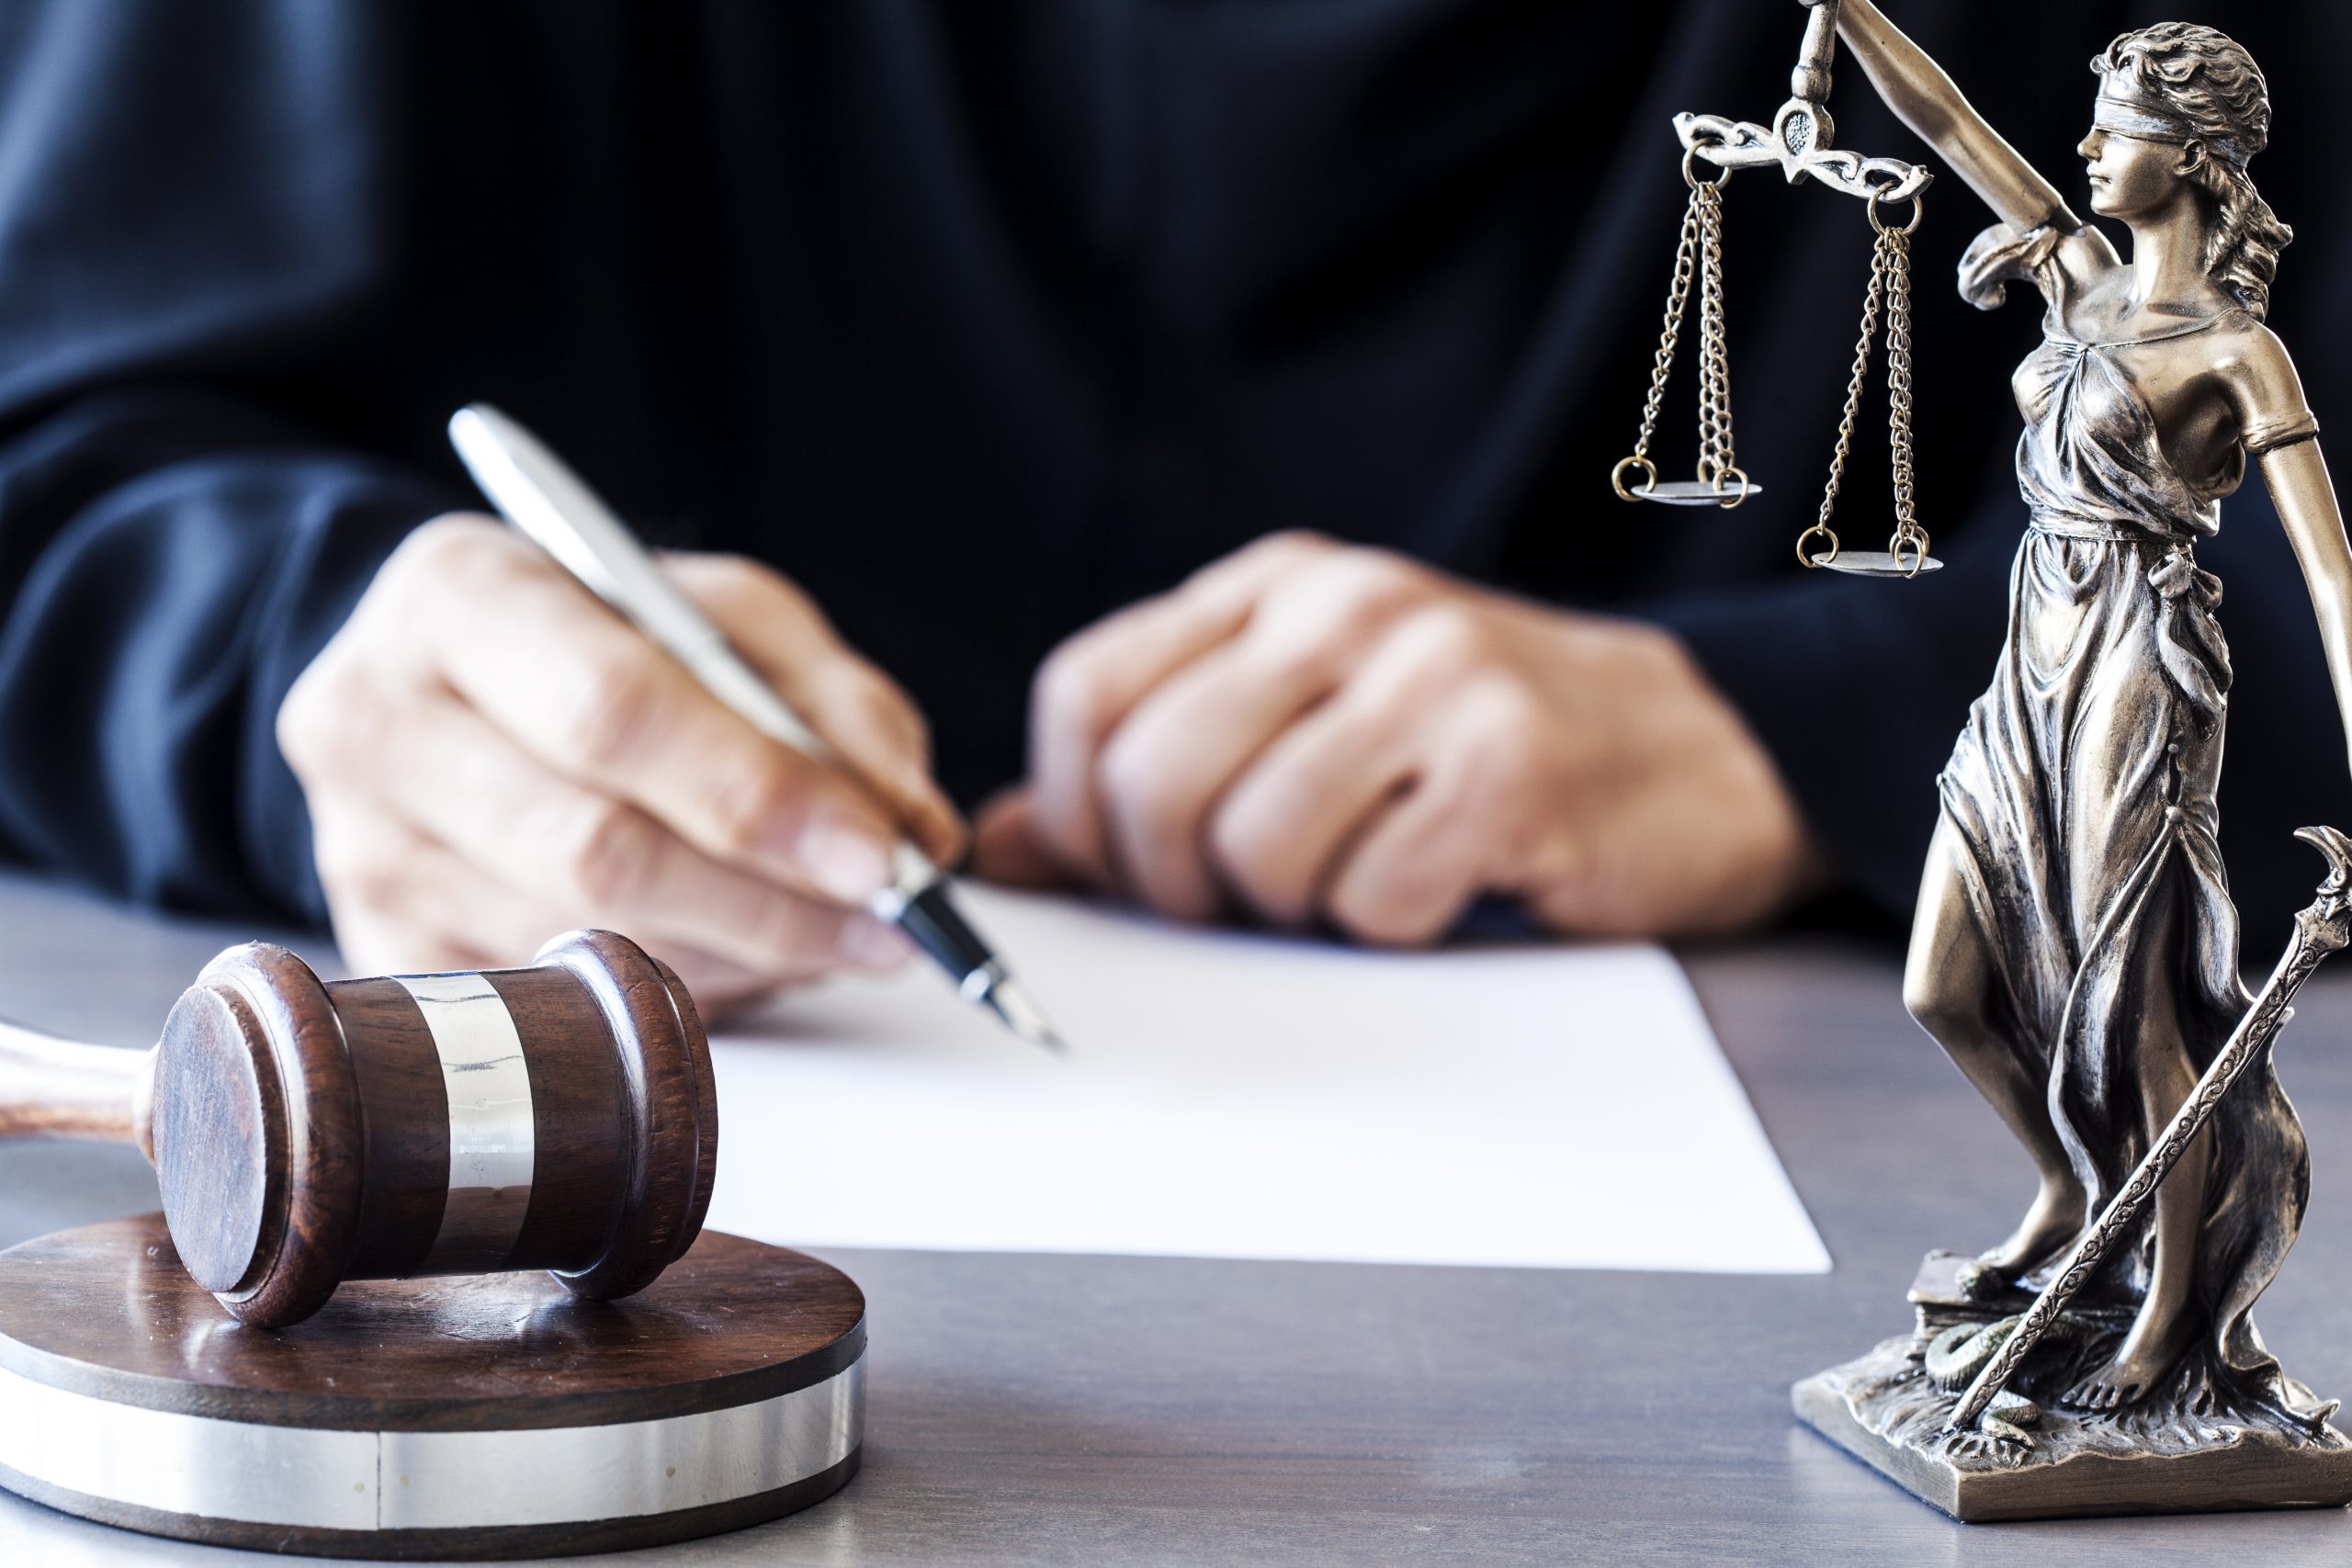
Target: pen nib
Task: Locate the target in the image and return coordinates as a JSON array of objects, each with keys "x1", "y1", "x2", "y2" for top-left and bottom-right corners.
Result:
[{"x1": 985, "y1": 976, "x2": 1067, "y2": 1053}]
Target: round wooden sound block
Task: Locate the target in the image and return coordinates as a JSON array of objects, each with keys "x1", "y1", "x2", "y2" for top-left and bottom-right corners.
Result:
[{"x1": 0, "y1": 1215, "x2": 865, "y2": 1558}]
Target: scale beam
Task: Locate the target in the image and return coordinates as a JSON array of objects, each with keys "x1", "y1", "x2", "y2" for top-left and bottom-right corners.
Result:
[
  {"x1": 1675, "y1": 0, "x2": 1932, "y2": 205},
  {"x1": 1676, "y1": 110, "x2": 1931, "y2": 203}
]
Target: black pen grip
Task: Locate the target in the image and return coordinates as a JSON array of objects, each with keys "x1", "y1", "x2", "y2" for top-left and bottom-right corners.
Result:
[{"x1": 893, "y1": 881, "x2": 995, "y2": 984}]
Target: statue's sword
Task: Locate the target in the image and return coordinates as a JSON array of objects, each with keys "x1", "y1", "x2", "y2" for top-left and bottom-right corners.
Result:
[{"x1": 1951, "y1": 825, "x2": 2352, "y2": 1433}]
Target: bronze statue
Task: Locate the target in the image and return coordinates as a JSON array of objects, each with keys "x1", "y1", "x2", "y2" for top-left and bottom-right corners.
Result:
[
  {"x1": 1874, "y1": 0, "x2": 2335, "y2": 1404},
  {"x1": 1690, "y1": 2, "x2": 2352, "y2": 1519}
]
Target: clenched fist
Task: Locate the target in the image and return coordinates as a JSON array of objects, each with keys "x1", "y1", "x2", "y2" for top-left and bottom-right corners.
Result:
[
  {"x1": 278, "y1": 513, "x2": 964, "y2": 1010},
  {"x1": 976, "y1": 532, "x2": 1825, "y2": 942}
]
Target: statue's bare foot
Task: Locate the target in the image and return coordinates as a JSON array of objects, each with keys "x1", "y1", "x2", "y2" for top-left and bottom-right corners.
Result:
[
  {"x1": 1960, "y1": 1178, "x2": 2086, "y2": 1297},
  {"x1": 2063, "y1": 1313, "x2": 2194, "y2": 1415}
]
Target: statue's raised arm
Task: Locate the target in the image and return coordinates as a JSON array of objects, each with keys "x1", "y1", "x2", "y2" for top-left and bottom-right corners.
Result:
[{"x1": 1834, "y1": 0, "x2": 2078, "y2": 233}]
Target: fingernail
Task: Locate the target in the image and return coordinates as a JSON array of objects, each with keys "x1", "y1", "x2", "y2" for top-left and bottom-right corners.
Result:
[
  {"x1": 797, "y1": 818, "x2": 892, "y2": 904},
  {"x1": 840, "y1": 914, "x2": 913, "y2": 968}
]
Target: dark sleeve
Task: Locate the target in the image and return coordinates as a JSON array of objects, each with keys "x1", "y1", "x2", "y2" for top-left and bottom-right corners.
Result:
[
  {"x1": 0, "y1": 393, "x2": 454, "y2": 919},
  {"x1": 1645, "y1": 505, "x2": 2017, "y2": 919},
  {"x1": 0, "y1": 3, "x2": 458, "y2": 919}
]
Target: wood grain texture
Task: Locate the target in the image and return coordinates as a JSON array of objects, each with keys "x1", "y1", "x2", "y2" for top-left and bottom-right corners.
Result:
[
  {"x1": 536, "y1": 931, "x2": 718, "y2": 1302},
  {"x1": 0, "y1": 1215, "x2": 865, "y2": 1431},
  {"x1": 190, "y1": 944, "x2": 364, "y2": 1329},
  {"x1": 7, "y1": 871, "x2": 2352, "y2": 1564},
  {"x1": 152, "y1": 984, "x2": 283, "y2": 1292},
  {"x1": 327, "y1": 976, "x2": 450, "y2": 1279},
  {"x1": 655, "y1": 952, "x2": 721, "y2": 1269}
]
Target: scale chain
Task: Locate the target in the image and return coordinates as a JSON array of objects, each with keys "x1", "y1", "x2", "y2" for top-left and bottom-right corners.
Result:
[
  {"x1": 1796, "y1": 229, "x2": 1888, "y2": 567},
  {"x1": 1612, "y1": 184, "x2": 1708, "y2": 500},
  {"x1": 1697, "y1": 183, "x2": 1731, "y2": 485},
  {"x1": 1712, "y1": 184, "x2": 1731, "y2": 481},
  {"x1": 1884, "y1": 222, "x2": 1928, "y2": 573}
]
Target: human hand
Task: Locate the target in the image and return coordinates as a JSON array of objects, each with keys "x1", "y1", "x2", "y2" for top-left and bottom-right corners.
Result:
[
  {"x1": 279, "y1": 513, "x2": 963, "y2": 1010},
  {"x1": 974, "y1": 533, "x2": 1826, "y2": 942}
]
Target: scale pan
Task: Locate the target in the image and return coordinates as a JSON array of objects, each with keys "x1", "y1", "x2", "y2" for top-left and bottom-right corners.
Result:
[
  {"x1": 1632, "y1": 479, "x2": 1763, "y2": 507},
  {"x1": 1816, "y1": 550, "x2": 1943, "y2": 578}
]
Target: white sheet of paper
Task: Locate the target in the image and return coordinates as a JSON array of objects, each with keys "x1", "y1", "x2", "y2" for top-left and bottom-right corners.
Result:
[{"x1": 705, "y1": 887, "x2": 1829, "y2": 1274}]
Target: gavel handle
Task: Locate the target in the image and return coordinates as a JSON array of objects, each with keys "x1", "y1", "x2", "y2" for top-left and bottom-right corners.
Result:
[{"x1": 0, "y1": 1021, "x2": 156, "y2": 1160}]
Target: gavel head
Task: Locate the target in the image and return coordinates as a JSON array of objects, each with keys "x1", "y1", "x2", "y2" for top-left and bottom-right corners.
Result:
[{"x1": 149, "y1": 931, "x2": 715, "y2": 1328}]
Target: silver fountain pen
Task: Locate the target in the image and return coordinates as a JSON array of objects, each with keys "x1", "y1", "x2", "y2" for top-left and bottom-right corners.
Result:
[{"x1": 448, "y1": 403, "x2": 1064, "y2": 1051}]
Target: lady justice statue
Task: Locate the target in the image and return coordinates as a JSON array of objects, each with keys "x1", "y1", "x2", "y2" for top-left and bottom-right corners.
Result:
[{"x1": 1774, "y1": 4, "x2": 2352, "y2": 1519}]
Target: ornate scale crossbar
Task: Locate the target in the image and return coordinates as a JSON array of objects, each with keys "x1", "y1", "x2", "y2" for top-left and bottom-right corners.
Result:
[{"x1": 1611, "y1": 0, "x2": 1942, "y2": 578}]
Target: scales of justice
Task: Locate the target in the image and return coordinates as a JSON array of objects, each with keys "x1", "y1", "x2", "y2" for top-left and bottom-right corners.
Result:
[{"x1": 1623, "y1": 0, "x2": 2352, "y2": 1523}]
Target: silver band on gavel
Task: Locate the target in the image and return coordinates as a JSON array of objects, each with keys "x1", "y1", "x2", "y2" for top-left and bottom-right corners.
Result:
[{"x1": 395, "y1": 972, "x2": 536, "y2": 1273}]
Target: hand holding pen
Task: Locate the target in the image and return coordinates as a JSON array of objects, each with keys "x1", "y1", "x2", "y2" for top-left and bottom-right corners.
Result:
[{"x1": 278, "y1": 408, "x2": 1057, "y2": 1043}]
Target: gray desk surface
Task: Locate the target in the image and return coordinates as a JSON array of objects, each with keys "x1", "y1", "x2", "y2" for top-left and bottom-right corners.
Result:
[{"x1": 4, "y1": 870, "x2": 2352, "y2": 1565}]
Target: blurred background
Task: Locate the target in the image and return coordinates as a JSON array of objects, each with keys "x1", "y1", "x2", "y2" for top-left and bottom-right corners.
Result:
[{"x1": 0, "y1": 0, "x2": 2345, "y2": 956}]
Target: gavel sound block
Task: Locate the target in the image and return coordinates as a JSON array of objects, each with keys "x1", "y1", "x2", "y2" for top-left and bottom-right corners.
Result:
[
  {"x1": 0, "y1": 931, "x2": 718, "y2": 1325},
  {"x1": 0, "y1": 1214, "x2": 866, "y2": 1556}
]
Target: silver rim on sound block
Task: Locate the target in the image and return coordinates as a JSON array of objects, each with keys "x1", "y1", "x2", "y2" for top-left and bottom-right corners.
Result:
[{"x1": 0, "y1": 1352, "x2": 863, "y2": 1540}]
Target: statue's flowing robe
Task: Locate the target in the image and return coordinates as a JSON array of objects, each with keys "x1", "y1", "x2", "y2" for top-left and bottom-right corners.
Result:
[{"x1": 1943, "y1": 225, "x2": 2324, "y2": 1422}]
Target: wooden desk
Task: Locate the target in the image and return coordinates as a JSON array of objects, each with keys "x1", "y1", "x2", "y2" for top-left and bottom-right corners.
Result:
[{"x1": 4, "y1": 868, "x2": 2350, "y2": 1564}]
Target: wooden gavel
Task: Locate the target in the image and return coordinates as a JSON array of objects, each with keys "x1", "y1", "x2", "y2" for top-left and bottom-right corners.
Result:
[{"x1": 0, "y1": 931, "x2": 715, "y2": 1327}]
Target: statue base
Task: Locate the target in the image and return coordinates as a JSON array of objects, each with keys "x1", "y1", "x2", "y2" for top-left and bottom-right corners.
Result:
[{"x1": 1792, "y1": 1252, "x2": 2352, "y2": 1521}]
